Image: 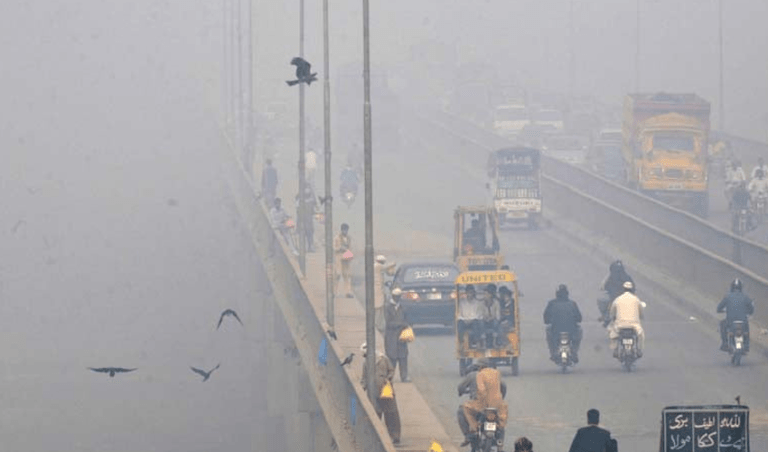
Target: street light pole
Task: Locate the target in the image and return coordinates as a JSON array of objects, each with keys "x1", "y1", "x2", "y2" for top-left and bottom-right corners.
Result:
[
  {"x1": 298, "y1": 0, "x2": 307, "y2": 276},
  {"x1": 236, "y1": 0, "x2": 244, "y2": 153},
  {"x1": 323, "y1": 0, "x2": 335, "y2": 326},
  {"x1": 222, "y1": 0, "x2": 229, "y2": 125},
  {"x1": 362, "y1": 0, "x2": 376, "y2": 407},
  {"x1": 246, "y1": 0, "x2": 254, "y2": 173},
  {"x1": 568, "y1": 0, "x2": 575, "y2": 100},
  {"x1": 634, "y1": 0, "x2": 640, "y2": 92},
  {"x1": 717, "y1": 0, "x2": 725, "y2": 131}
]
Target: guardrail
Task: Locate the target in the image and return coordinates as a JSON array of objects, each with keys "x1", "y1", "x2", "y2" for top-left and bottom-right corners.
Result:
[
  {"x1": 417, "y1": 108, "x2": 768, "y2": 330},
  {"x1": 222, "y1": 137, "x2": 394, "y2": 452}
]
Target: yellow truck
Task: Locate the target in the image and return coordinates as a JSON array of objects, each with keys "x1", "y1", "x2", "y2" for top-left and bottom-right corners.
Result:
[{"x1": 622, "y1": 93, "x2": 711, "y2": 217}]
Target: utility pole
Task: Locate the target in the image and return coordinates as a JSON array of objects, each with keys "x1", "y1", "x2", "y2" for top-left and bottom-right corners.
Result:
[
  {"x1": 236, "y1": 0, "x2": 244, "y2": 153},
  {"x1": 298, "y1": 0, "x2": 307, "y2": 275},
  {"x1": 568, "y1": 0, "x2": 575, "y2": 100},
  {"x1": 362, "y1": 0, "x2": 376, "y2": 407},
  {"x1": 222, "y1": 0, "x2": 229, "y2": 125},
  {"x1": 246, "y1": 0, "x2": 254, "y2": 173},
  {"x1": 634, "y1": 0, "x2": 640, "y2": 92},
  {"x1": 323, "y1": 0, "x2": 335, "y2": 326},
  {"x1": 718, "y1": 0, "x2": 725, "y2": 131}
]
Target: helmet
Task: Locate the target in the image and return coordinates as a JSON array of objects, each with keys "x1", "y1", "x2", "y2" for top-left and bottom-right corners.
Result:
[
  {"x1": 614, "y1": 260, "x2": 623, "y2": 268},
  {"x1": 556, "y1": 284, "x2": 569, "y2": 298},
  {"x1": 622, "y1": 281, "x2": 634, "y2": 291},
  {"x1": 375, "y1": 254, "x2": 386, "y2": 263},
  {"x1": 731, "y1": 279, "x2": 743, "y2": 292},
  {"x1": 476, "y1": 358, "x2": 493, "y2": 369}
]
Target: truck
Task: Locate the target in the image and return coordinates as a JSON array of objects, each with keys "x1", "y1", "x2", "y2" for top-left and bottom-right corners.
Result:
[
  {"x1": 622, "y1": 93, "x2": 711, "y2": 217},
  {"x1": 487, "y1": 147, "x2": 542, "y2": 229}
]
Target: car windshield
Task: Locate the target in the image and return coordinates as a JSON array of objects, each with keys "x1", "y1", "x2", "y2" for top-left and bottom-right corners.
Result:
[
  {"x1": 653, "y1": 134, "x2": 695, "y2": 151},
  {"x1": 402, "y1": 266, "x2": 459, "y2": 284},
  {"x1": 496, "y1": 108, "x2": 528, "y2": 121}
]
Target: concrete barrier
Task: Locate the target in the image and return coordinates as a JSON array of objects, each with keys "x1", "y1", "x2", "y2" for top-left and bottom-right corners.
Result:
[
  {"x1": 221, "y1": 140, "x2": 395, "y2": 452},
  {"x1": 542, "y1": 155, "x2": 768, "y2": 280}
]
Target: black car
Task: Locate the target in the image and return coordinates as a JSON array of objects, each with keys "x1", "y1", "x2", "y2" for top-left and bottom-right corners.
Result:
[{"x1": 390, "y1": 262, "x2": 459, "y2": 327}]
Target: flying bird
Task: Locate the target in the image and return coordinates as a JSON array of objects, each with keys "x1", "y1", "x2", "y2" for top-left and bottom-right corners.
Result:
[
  {"x1": 217, "y1": 309, "x2": 243, "y2": 329},
  {"x1": 327, "y1": 328, "x2": 337, "y2": 340},
  {"x1": 286, "y1": 57, "x2": 318, "y2": 87},
  {"x1": 88, "y1": 367, "x2": 137, "y2": 377},
  {"x1": 340, "y1": 353, "x2": 354, "y2": 367},
  {"x1": 190, "y1": 364, "x2": 221, "y2": 382}
]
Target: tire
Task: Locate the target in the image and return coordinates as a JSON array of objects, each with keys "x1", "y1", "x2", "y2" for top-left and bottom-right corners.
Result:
[
  {"x1": 732, "y1": 353, "x2": 742, "y2": 366},
  {"x1": 460, "y1": 358, "x2": 472, "y2": 376},
  {"x1": 510, "y1": 357, "x2": 519, "y2": 376},
  {"x1": 560, "y1": 364, "x2": 567, "y2": 374}
]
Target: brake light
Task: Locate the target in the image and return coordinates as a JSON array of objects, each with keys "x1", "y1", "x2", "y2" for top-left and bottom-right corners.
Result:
[
  {"x1": 403, "y1": 292, "x2": 420, "y2": 301},
  {"x1": 450, "y1": 290, "x2": 457, "y2": 299}
]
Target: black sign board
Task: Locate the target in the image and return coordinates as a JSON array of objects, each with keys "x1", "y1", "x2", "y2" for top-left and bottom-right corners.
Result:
[{"x1": 661, "y1": 405, "x2": 749, "y2": 452}]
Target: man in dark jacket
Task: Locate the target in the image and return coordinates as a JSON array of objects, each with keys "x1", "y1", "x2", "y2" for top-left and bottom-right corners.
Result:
[
  {"x1": 385, "y1": 297, "x2": 411, "y2": 382},
  {"x1": 544, "y1": 284, "x2": 583, "y2": 363},
  {"x1": 569, "y1": 409, "x2": 616, "y2": 452},
  {"x1": 717, "y1": 279, "x2": 755, "y2": 351}
]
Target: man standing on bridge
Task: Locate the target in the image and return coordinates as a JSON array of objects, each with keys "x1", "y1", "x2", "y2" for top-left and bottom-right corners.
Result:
[{"x1": 334, "y1": 223, "x2": 353, "y2": 298}]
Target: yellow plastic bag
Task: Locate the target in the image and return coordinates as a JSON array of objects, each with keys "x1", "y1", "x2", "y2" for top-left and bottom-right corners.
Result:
[
  {"x1": 428, "y1": 440, "x2": 444, "y2": 452},
  {"x1": 399, "y1": 326, "x2": 415, "y2": 343},
  {"x1": 380, "y1": 380, "x2": 394, "y2": 399}
]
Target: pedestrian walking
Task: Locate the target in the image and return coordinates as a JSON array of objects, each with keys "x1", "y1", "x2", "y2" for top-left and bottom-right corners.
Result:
[
  {"x1": 384, "y1": 296, "x2": 411, "y2": 382},
  {"x1": 334, "y1": 223, "x2": 353, "y2": 298},
  {"x1": 261, "y1": 159, "x2": 278, "y2": 208}
]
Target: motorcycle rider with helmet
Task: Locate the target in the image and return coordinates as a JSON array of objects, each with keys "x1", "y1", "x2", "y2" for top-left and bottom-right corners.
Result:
[
  {"x1": 608, "y1": 281, "x2": 645, "y2": 358},
  {"x1": 543, "y1": 284, "x2": 583, "y2": 363},
  {"x1": 730, "y1": 181, "x2": 754, "y2": 232},
  {"x1": 599, "y1": 260, "x2": 634, "y2": 326},
  {"x1": 717, "y1": 279, "x2": 755, "y2": 352},
  {"x1": 457, "y1": 358, "x2": 508, "y2": 448}
]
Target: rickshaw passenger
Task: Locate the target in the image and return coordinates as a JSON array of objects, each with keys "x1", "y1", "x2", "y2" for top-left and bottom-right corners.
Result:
[
  {"x1": 457, "y1": 285, "x2": 484, "y2": 347},
  {"x1": 482, "y1": 284, "x2": 503, "y2": 346},
  {"x1": 498, "y1": 286, "x2": 515, "y2": 327}
]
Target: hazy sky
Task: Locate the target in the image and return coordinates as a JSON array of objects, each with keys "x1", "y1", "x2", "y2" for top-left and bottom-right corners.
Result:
[{"x1": 252, "y1": 0, "x2": 767, "y2": 142}]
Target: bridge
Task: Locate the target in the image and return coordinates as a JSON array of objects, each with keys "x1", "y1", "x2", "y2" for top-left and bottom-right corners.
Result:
[{"x1": 222, "y1": 103, "x2": 768, "y2": 452}]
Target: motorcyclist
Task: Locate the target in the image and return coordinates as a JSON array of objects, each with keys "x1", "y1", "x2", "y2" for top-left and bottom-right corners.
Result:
[
  {"x1": 340, "y1": 165, "x2": 359, "y2": 197},
  {"x1": 717, "y1": 279, "x2": 755, "y2": 352},
  {"x1": 457, "y1": 358, "x2": 508, "y2": 448},
  {"x1": 543, "y1": 284, "x2": 583, "y2": 363},
  {"x1": 725, "y1": 160, "x2": 747, "y2": 200},
  {"x1": 750, "y1": 157, "x2": 768, "y2": 180},
  {"x1": 608, "y1": 281, "x2": 645, "y2": 358},
  {"x1": 730, "y1": 181, "x2": 754, "y2": 232},
  {"x1": 598, "y1": 260, "x2": 634, "y2": 326}
]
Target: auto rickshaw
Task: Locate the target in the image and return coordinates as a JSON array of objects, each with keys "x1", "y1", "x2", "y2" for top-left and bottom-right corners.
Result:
[{"x1": 454, "y1": 269, "x2": 520, "y2": 376}]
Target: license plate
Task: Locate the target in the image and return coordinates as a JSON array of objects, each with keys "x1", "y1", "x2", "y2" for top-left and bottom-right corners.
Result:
[
  {"x1": 426, "y1": 293, "x2": 442, "y2": 300},
  {"x1": 484, "y1": 422, "x2": 497, "y2": 432},
  {"x1": 507, "y1": 211, "x2": 526, "y2": 218},
  {"x1": 668, "y1": 183, "x2": 684, "y2": 190},
  {"x1": 622, "y1": 338, "x2": 633, "y2": 345}
]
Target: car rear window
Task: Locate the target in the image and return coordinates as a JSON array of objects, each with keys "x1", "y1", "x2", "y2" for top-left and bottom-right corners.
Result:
[{"x1": 402, "y1": 266, "x2": 458, "y2": 284}]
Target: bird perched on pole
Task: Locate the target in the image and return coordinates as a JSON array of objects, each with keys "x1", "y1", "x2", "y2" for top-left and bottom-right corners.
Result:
[{"x1": 286, "y1": 57, "x2": 317, "y2": 86}]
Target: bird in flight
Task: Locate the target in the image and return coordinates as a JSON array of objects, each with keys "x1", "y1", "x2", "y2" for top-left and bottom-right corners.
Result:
[
  {"x1": 190, "y1": 364, "x2": 221, "y2": 382},
  {"x1": 217, "y1": 309, "x2": 243, "y2": 329},
  {"x1": 88, "y1": 367, "x2": 137, "y2": 377},
  {"x1": 286, "y1": 57, "x2": 317, "y2": 86},
  {"x1": 340, "y1": 353, "x2": 354, "y2": 367}
]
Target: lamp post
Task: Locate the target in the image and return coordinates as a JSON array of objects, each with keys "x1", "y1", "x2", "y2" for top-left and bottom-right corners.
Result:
[
  {"x1": 298, "y1": 0, "x2": 307, "y2": 276},
  {"x1": 717, "y1": 0, "x2": 725, "y2": 131},
  {"x1": 323, "y1": 0, "x2": 335, "y2": 326},
  {"x1": 362, "y1": 0, "x2": 376, "y2": 406},
  {"x1": 634, "y1": 0, "x2": 640, "y2": 92}
]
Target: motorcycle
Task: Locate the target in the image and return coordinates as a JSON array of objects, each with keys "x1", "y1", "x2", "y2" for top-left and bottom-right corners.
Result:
[
  {"x1": 732, "y1": 208, "x2": 750, "y2": 236},
  {"x1": 556, "y1": 332, "x2": 575, "y2": 373},
  {"x1": 472, "y1": 408, "x2": 504, "y2": 452},
  {"x1": 726, "y1": 321, "x2": 748, "y2": 366},
  {"x1": 616, "y1": 328, "x2": 640, "y2": 372}
]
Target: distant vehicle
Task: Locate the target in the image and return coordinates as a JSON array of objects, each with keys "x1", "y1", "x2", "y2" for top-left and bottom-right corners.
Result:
[
  {"x1": 622, "y1": 92, "x2": 710, "y2": 217},
  {"x1": 487, "y1": 147, "x2": 543, "y2": 229},
  {"x1": 493, "y1": 105, "x2": 530, "y2": 138},
  {"x1": 543, "y1": 134, "x2": 590, "y2": 165},
  {"x1": 390, "y1": 262, "x2": 460, "y2": 327},
  {"x1": 596, "y1": 128, "x2": 622, "y2": 144},
  {"x1": 532, "y1": 109, "x2": 565, "y2": 131},
  {"x1": 454, "y1": 206, "x2": 504, "y2": 272}
]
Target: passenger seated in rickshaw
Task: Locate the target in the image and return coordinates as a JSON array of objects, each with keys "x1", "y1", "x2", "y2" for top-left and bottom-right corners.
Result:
[
  {"x1": 482, "y1": 284, "x2": 505, "y2": 347},
  {"x1": 498, "y1": 286, "x2": 515, "y2": 327},
  {"x1": 457, "y1": 285, "x2": 484, "y2": 348}
]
